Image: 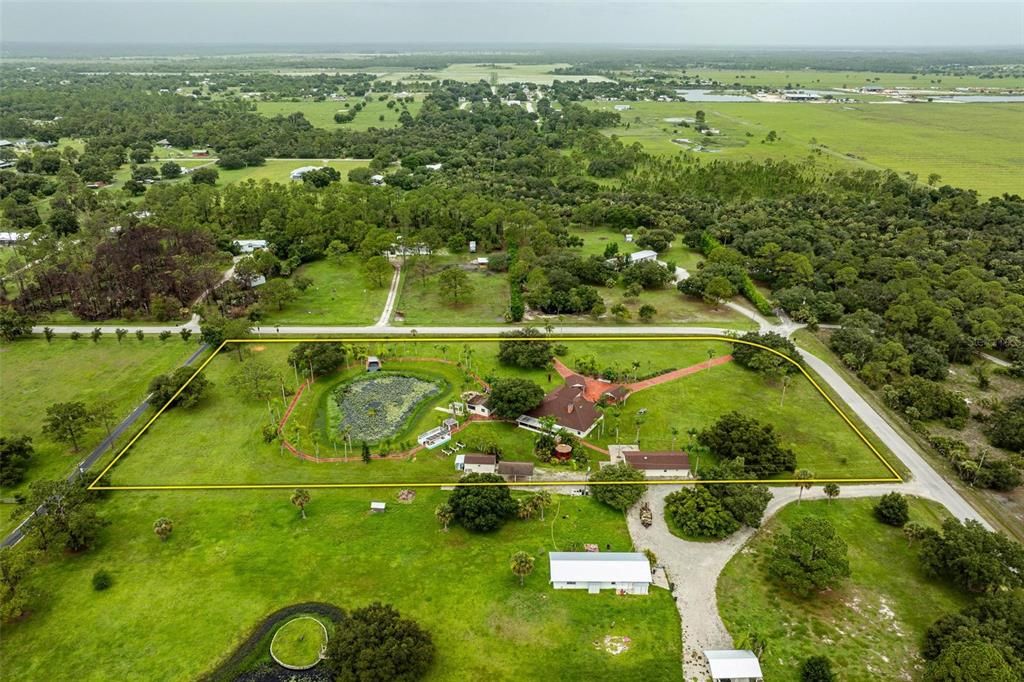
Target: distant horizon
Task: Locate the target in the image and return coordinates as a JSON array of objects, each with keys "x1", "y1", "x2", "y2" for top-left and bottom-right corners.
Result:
[{"x1": 3, "y1": 1, "x2": 1021, "y2": 51}]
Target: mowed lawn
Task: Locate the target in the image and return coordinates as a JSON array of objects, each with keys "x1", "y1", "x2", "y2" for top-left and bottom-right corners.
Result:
[
  {"x1": 258, "y1": 257, "x2": 390, "y2": 326},
  {"x1": 0, "y1": 339, "x2": 197, "y2": 502},
  {"x1": 394, "y1": 263, "x2": 510, "y2": 326},
  {"x1": 588, "y1": 100, "x2": 1024, "y2": 197},
  {"x1": 215, "y1": 159, "x2": 372, "y2": 186},
  {"x1": 104, "y1": 338, "x2": 893, "y2": 486},
  {"x1": 1, "y1": 488, "x2": 682, "y2": 681},
  {"x1": 257, "y1": 96, "x2": 423, "y2": 131},
  {"x1": 718, "y1": 497, "x2": 968, "y2": 681},
  {"x1": 586, "y1": 360, "x2": 895, "y2": 479}
]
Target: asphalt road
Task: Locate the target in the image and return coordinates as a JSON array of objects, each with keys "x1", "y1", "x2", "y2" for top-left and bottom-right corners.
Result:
[
  {"x1": 1, "y1": 343, "x2": 210, "y2": 548},
  {"x1": 21, "y1": 321, "x2": 991, "y2": 533}
]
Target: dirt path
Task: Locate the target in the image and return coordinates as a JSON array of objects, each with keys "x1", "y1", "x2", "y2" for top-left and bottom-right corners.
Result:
[
  {"x1": 628, "y1": 480, "x2": 956, "y2": 681},
  {"x1": 375, "y1": 263, "x2": 401, "y2": 327},
  {"x1": 550, "y1": 355, "x2": 734, "y2": 402}
]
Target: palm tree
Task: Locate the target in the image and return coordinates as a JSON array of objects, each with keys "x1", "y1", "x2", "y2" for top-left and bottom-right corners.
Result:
[
  {"x1": 633, "y1": 412, "x2": 646, "y2": 444},
  {"x1": 435, "y1": 503, "x2": 454, "y2": 531},
  {"x1": 706, "y1": 348, "x2": 716, "y2": 371},
  {"x1": 795, "y1": 469, "x2": 814, "y2": 503},
  {"x1": 780, "y1": 374, "x2": 792, "y2": 407},
  {"x1": 291, "y1": 489, "x2": 311, "y2": 519},
  {"x1": 532, "y1": 491, "x2": 551, "y2": 521},
  {"x1": 670, "y1": 426, "x2": 680, "y2": 450},
  {"x1": 631, "y1": 360, "x2": 641, "y2": 382},
  {"x1": 823, "y1": 483, "x2": 840, "y2": 503},
  {"x1": 510, "y1": 551, "x2": 535, "y2": 586}
]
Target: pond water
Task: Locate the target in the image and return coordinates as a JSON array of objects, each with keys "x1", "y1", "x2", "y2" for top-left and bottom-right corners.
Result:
[{"x1": 329, "y1": 373, "x2": 441, "y2": 443}]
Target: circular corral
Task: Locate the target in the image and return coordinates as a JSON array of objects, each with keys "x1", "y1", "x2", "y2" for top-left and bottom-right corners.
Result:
[{"x1": 269, "y1": 616, "x2": 328, "y2": 670}]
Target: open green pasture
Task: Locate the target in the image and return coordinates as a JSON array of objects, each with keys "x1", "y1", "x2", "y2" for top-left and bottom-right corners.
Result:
[
  {"x1": 0, "y1": 338, "x2": 197, "y2": 521},
  {"x1": 393, "y1": 260, "x2": 510, "y2": 326},
  {"x1": 0, "y1": 487, "x2": 681, "y2": 681},
  {"x1": 258, "y1": 256, "x2": 389, "y2": 326},
  {"x1": 103, "y1": 338, "x2": 891, "y2": 487},
  {"x1": 214, "y1": 158, "x2": 372, "y2": 186},
  {"x1": 257, "y1": 95, "x2": 423, "y2": 131},
  {"x1": 586, "y1": 360, "x2": 895, "y2": 480},
  {"x1": 662, "y1": 67, "x2": 1024, "y2": 90},
  {"x1": 589, "y1": 99, "x2": 1023, "y2": 197},
  {"x1": 718, "y1": 497, "x2": 968, "y2": 681}
]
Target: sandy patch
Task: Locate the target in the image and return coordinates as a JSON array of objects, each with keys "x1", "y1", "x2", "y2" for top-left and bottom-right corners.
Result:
[{"x1": 595, "y1": 635, "x2": 632, "y2": 655}]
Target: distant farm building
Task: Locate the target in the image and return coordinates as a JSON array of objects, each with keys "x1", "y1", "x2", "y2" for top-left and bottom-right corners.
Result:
[
  {"x1": 289, "y1": 165, "x2": 325, "y2": 181},
  {"x1": 370, "y1": 174, "x2": 386, "y2": 186},
  {"x1": 0, "y1": 232, "x2": 30, "y2": 246},
  {"x1": 704, "y1": 650, "x2": 763, "y2": 682},
  {"x1": 365, "y1": 356, "x2": 382, "y2": 372},
  {"x1": 549, "y1": 552, "x2": 652, "y2": 594},
  {"x1": 191, "y1": 149, "x2": 210, "y2": 157},
  {"x1": 628, "y1": 250, "x2": 659, "y2": 264},
  {"x1": 623, "y1": 451, "x2": 691, "y2": 478},
  {"x1": 232, "y1": 239, "x2": 267, "y2": 254},
  {"x1": 782, "y1": 91, "x2": 821, "y2": 101},
  {"x1": 613, "y1": 104, "x2": 631, "y2": 111}
]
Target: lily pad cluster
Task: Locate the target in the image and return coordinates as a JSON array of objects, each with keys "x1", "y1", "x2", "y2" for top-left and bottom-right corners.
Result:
[{"x1": 330, "y1": 374, "x2": 440, "y2": 443}]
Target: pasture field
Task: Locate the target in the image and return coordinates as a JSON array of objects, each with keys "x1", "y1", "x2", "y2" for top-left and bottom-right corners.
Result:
[
  {"x1": 258, "y1": 256, "x2": 389, "y2": 326},
  {"x1": 214, "y1": 158, "x2": 372, "y2": 186},
  {"x1": 0, "y1": 339, "x2": 198, "y2": 525},
  {"x1": 393, "y1": 263, "x2": 510, "y2": 326},
  {"x1": 718, "y1": 497, "x2": 968, "y2": 681},
  {"x1": 656, "y1": 67, "x2": 1024, "y2": 91},
  {"x1": 0, "y1": 487, "x2": 681, "y2": 681},
  {"x1": 101, "y1": 337, "x2": 894, "y2": 488},
  {"x1": 589, "y1": 99, "x2": 1024, "y2": 197},
  {"x1": 257, "y1": 96, "x2": 422, "y2": 131}
]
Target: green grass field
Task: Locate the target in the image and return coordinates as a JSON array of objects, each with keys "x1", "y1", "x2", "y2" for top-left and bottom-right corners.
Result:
[
  {"x1": 663, "y1": 67, "x2": 1024, "y2": 91},
  {"x1": 586, "y1": 359, "x2": 896, "y2": 480},
  {"x1": 103, "y1": 338, "x2": 892, "y2": 487},
  {"x1": 588, "y1": 99, "x2": 1023, "y2": 197},
  {"x1": 0, "y1": 487, "x2": 681, "y2": 681},
  {"x1": 718, "y1": 497, "x2": 968, "y2": 681},
  {"x1": 258, "y1": 257, "x2": 389, "y2": 326},
  {"x1": 270, "y1": 616, "x2": 327, "y2": 668},
  {"x1": 257, "y1": 96, "x2": 423, "y2": 131},
  {"x1": 214, "y1": 158, "x2": 372, "y2": 186},
  {"x1": 0, "y1": 339, "x2": 198, "y2": 530},
  {"x1": 394, "y1": 262, "x2": 510, "y2": 326}
]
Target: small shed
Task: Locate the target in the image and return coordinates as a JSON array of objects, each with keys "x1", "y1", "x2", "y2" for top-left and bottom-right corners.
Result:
[
  {"x1": 370, "y1": 501, "x2": 386, "y2": 513},
  {"x1": 442, "y1": 417, "x2": 458, "y2": 432},
  {"x1": 366, "y1": 356, "x2": 382, "y2": 372},
  {"x1": 459, "y1": 454, "x2": 497, "y2": 474},
  {"x1": 704, "y1": 650, "x2": 763, "y2": 682},
  {"x1": 497, "y1": 461, "x2": 534, "y2": 482}
]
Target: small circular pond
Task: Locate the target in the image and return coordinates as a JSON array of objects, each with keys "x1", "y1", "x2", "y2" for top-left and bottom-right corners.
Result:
[{"x1": 270, "y1": 616, "x2": 328, "y2": 670}]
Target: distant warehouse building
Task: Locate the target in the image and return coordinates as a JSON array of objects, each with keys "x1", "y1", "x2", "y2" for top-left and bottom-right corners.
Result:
[
  {"x1": 549, "y1": 552, "x2": 652, "y2": 595},
  {"x1": 289, "y1": 165, "x2": 325, "y2": 181}
]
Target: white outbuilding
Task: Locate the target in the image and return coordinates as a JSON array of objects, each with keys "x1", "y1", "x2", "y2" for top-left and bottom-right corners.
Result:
[
  {"x1": 549, "y1": 552, "x2": 652, "y2": 595},
  {"x1": 289, "y1": 165, "x2": 325, "y2": 180},
  {"x1": 628, "y1": 249, "x2": 659, "y2": 264},
  {"x1": 232, "y1": 239, "x2": 267, "y2": 254},
  {"x1": 704, "y1": 650, "x2": 763, "y2": 682}
]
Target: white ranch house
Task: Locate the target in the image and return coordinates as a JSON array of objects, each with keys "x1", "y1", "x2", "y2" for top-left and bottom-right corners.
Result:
[
  {"x1": 232, "y1": 239, "x2": 267, "y2": 254},
  {"x1": 628, "y1": 249, "x2": 659, "y2": 264},
  {"x1": 289, "y1": 165, "x2": 325, "y2": 180},
  {"x1": 549, "y1": 552, "x2": 652, "y2": 594}
]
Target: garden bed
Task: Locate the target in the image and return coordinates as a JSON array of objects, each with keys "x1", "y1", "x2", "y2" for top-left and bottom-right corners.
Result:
[{"x1": 269, "y1": 617, "x2": 328, "y2": 670}]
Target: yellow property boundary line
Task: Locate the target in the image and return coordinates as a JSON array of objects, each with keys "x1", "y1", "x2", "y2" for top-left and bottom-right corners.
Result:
[{"x1": 88, "y1": 335, "x2": 903, "y2": 491}]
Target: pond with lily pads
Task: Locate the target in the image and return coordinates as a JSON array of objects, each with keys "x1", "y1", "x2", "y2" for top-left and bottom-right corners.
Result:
[{"x1": 325, "y1": 373, "x2": 444, "y2": 444}]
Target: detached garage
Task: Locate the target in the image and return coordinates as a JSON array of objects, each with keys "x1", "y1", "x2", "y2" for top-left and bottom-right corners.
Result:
[{"x1": 549, "y1": 552, "x2": 652, "y2": 595}]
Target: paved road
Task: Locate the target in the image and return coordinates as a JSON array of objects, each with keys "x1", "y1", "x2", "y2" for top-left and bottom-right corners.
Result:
[
  {"x1": 22, "y1": 321, "x2": 988, "y2": 529},
  {"x1": 1, "y1": 343, "x2": 210, "y2": 548}
]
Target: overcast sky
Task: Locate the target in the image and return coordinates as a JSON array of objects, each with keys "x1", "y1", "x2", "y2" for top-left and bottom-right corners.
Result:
[{"x1": 3, "y1": 1, "x2": 1021, "y2": 49}]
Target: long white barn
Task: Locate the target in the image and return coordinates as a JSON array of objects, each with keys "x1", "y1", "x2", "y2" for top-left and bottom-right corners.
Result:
[{"x1": 548, "y1": 552, "x2": 652, "y2": 594}]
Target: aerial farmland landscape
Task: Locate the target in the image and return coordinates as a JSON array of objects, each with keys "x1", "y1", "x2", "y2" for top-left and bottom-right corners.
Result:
[{"x1": 0, "y1": 2, "x2": 1022, "y2": 681}]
